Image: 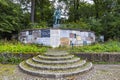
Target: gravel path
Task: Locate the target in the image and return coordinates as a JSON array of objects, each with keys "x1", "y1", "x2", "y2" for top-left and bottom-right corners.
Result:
[
  {"x1": 76, "y1": 64, "x2": 120, "y2": 80},
  {"x1": 0, "y1": 64, "x2": 120, "y2": 80}
]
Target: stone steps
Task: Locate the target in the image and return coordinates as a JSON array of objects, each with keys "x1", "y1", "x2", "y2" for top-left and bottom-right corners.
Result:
[
  {"x1": 27, "y1": 58, "x2": 86, "y2": 67},
  {"x1": 32, "y1": 57, "x2": 80, "y2": 64},
  {"x1": 19, "y1": 51, "x2": 93, "y2": 78},
  {"x1": 38, "y1": 55, "x2": 74, "y2": 60},
  {"x1": 26, "y1": 59, "x2": 86, "y2": 70},
  {"x1": 19, "y1": 61, "x2": 92, "y2": 78},
  {"x1": 44, "y1": 52, "x2": 69, "y2": 57}
]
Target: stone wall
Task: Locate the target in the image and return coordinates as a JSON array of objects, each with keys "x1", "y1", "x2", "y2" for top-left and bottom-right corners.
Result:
[
  {"x1": 0, "y1": 53, "x2": 38, "y2": 60},
  {"x1": 72, "y1": 52, "x2": 120, "y2": 63},
  {"x1": 0, "y1": 52, "x2": 120, "y2": 63}
]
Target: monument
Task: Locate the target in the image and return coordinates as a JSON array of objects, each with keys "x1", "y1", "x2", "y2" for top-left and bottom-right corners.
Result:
[
  {"x1": 19, "y1": 4, "x2": 94, "y2": 79},
  {"x1": 19, "y1": 5, "x2": 95, "y2": 48},
  {"x1": 53, "y1": 7, "x2": 61, "y2": 28}
]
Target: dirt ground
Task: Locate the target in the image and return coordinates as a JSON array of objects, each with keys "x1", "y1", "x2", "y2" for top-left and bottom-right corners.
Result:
[{"x1": 0, "y1": 64, "x2": 120, "y2": 80}]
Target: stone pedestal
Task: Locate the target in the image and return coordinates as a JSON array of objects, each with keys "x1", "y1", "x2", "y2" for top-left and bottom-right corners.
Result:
[{"x1": 53, "y1": 24, "x2": 60, "y2": 28}]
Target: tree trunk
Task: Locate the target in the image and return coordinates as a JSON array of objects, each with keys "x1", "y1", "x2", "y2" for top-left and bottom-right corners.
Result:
[
  {"x1": 93, "y1": 0, "x2": 100, "y2": 19},
  {"x1": 73, "y1": 0, "x2": 79, "y2": 22},
  {"x1": 73, "y1": 0, "x2": 76, "y2": 22},
  {"x1": 31, "y1": 0, "x2": 35, "y2": 23}
]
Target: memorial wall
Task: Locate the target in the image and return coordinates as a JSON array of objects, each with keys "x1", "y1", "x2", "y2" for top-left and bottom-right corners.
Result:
[{"x1": 19, "y1": 29, "x2": 95, "y2": 47}]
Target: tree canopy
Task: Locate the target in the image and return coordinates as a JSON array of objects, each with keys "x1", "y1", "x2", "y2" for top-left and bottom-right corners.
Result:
[{"x1": 0, "y1": 0, "x2": 120, "y2": 40}]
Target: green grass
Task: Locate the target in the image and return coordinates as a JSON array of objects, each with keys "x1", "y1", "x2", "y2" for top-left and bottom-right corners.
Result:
[
  {"x1": 0, "y1": 40, "x2": 47, "y2": 54},
  {"x1": 0, "y1": 63, "x2": 16, "y2": 76},
  {"x1": 69, "y1": 40, "x2": 120, "y2": 53}
]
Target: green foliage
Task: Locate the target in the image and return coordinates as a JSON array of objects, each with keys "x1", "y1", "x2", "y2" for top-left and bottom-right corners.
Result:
[
  {"x1": 0, "y1": 0, "x2": 27, "y2": 33},
  {"x1": 69, "y1": 41, "x2": 120, "y2": 53},
  {"x1": 60, "y1": 19, "x2": 90, "y2": 30},
  {"x1": 0, "y1": 0, "x2": 31, "y2": 40},
  {"x1": 61, "y1": 0, "x2": 120, "y2": 40},
  {"x1": 29, "y1": 21, "x2": 48, "y2": 29},
  {"x1": 88, "y1": 17, "x2": 102, "y2": 36},
  {"x1": 0, "y1": 41, "x2": 47, "y2": 54},
  {"x1": 100, "y1": 12, "x2": 120, "y2": 40},
  {"x1": 0, "y1": 0, "x2": 120, "y2": 40},
  {"x1": 0, "y1": 40, "x2": 48, "y2": 64},
  {"x1": 69, "y1": 1, "x2": 95, "y2": 21},
  {"x1": 91, "y1": 0, "x2": 120, "y2": 40},
  {"x1": 34, "y1": 0, "x2": 53, "y2": 26},
  {"x1": 0, "y1": 54, "x2": 22, "y2": 64}
]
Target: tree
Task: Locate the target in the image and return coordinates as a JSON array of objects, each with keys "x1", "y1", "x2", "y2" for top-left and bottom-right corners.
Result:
[
  {"x1": 91, "y1": 0, "x2": 120, "y2": 40},
  {"x1": 35, "y1": 0, "x2": 53, "y2": 23},
  {"x1": 59, "y1": 0, "x2": 80, "y2": 21},
  {"x1": 31, "y1": 0, "x2": 35, "y2": 23},
  {"x1": 59, "y1": 0, "x2": 95, "y2": 22},
  {"x1": 0, "y1": 0, "x2": 28, "y2": 39}
]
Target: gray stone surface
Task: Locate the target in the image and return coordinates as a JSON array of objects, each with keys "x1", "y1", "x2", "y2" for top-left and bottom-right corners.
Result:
[
  {"x1": 0, "y1": 64, "x2": 119, "y2": 80},
  {"x1": 76, "y1": 64, "x2": 120, "y2": 80}
]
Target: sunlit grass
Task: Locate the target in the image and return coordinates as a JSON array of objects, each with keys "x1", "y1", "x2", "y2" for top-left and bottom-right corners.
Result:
[{"x1": 0, "y1": 40, "x2": 47, "y2": 54}]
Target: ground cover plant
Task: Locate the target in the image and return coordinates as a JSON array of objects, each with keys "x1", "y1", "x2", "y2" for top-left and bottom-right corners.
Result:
[
  {"x1": 69, "y1": 40, "x2": 120, "y2": 53},
  {"x1": 0, "y1": 54, "x2": 22, "y2": 64},
  {"x1": 0, "y1": 40, "x2": 47, "y2": 54},
  {"x1": 0, "y1": 40, "x2": 48, "y2": 64}
]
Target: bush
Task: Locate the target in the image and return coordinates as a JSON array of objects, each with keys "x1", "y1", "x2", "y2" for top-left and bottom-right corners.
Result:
[
  {"x1": 29, "y1": 21, "x2": 48, "y2": 29},
  {"x1": 60, "y1": 20, "x2": 89, "y2": 30}
]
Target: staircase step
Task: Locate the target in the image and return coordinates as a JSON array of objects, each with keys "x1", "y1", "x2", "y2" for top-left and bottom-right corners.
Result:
[
  {"x1": 38, "y1": 55, "x2": 74, "y2": 60},
  {"x1": 19, "y1": 61, "x2": 93, "y2": 78},
  {"x1": 32, "y1": 57, "x2": 80, "y2": 64},
  {"x1": 44, "y1": 52, "x2": 69, "y2": 57},
  {"x1": 26, "y1": 59, "x2": 86, "y2": 70},
  {"x1": 19, "y1": 50, "x2": 93, "y2": 78}
]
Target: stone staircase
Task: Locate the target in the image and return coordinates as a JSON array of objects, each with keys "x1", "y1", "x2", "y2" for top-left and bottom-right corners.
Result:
[{"x1": 19, "y1": 51, "x2": 93, "y2": 78}]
